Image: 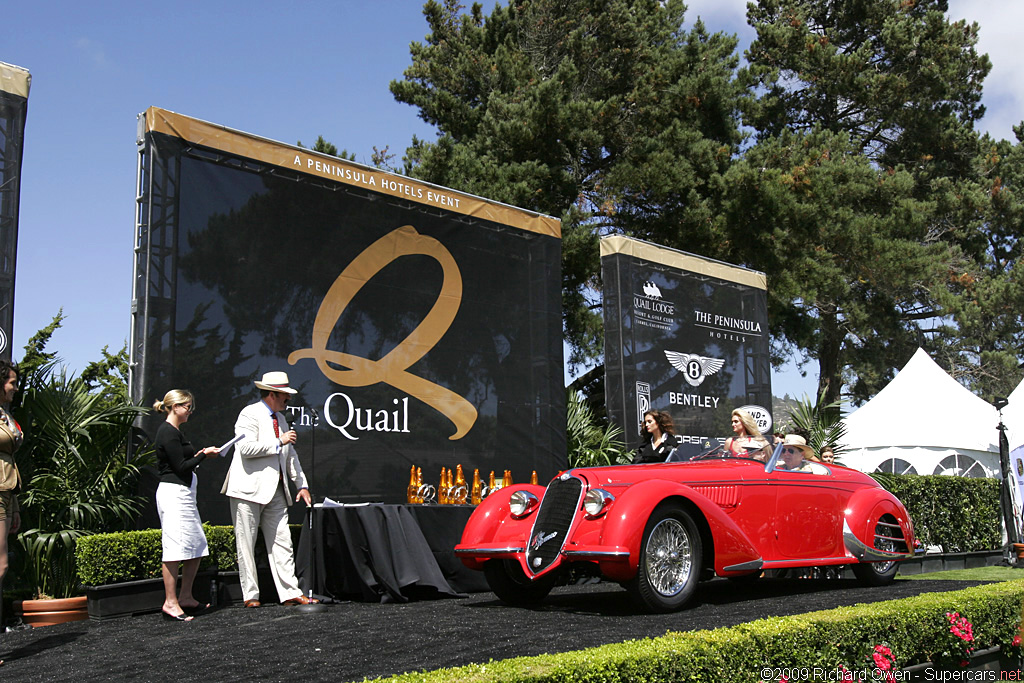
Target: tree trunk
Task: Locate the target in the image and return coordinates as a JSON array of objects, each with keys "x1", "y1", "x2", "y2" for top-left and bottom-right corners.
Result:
[{"x1": 816, "y1": 308, "x2": 842, "y2": 405}]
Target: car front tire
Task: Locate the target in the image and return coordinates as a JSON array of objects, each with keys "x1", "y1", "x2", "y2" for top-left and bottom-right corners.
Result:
[
  {"x1": 483, "y1": 559, "x2": 557, "y2": 605},
  {"x1": 628, "y1": 504, "x2": 702, "y2": 613}
]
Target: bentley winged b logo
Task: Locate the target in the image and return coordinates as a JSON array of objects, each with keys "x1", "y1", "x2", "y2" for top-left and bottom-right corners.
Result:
[
  {"x1": 665, "y1": 351, "x2": 725, "y2": 388},
  {"x1": 288, "y1": 225, "x2": 478, "y2": 440}
]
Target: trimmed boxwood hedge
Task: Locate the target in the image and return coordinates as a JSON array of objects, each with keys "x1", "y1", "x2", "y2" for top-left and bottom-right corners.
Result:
[
  {"x1": 77, "y1": 524, "x2": 239, "y2": 585},
  {"x1": 363, "y1": 580, "x2": 1024, "y2": 683},
  {"x1": 875, "y1": 474, "x2": 1001, "y2": 552}
]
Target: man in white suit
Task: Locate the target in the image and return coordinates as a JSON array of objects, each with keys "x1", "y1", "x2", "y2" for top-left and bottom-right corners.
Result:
[{"x1": 222, "y1": 371, "x2": 317, "y2": 607}]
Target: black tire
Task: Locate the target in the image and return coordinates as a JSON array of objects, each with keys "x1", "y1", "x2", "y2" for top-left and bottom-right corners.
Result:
[
  {"x1": 627, "y1": 505, "x2": 702, "y2": 613},
  {"x1": 483, "y1": 559, "x2": 557, "y2": 605},
  {"x1": 852, "y1": 558, "x2": 899, "y2": 585},
  {"x1": 852, "y1": 518, "x2": 901, "y2": 586}
]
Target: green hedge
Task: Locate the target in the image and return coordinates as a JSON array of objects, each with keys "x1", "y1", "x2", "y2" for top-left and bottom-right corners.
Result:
[
  {"x1": 363, "y1": 580, "x2": 1024, "y2": 683},
  {"x1": 876, "y1": 474, "x2": 1001, "y2": 552},
  {"x1": 76, "y1": 525, "x2": 237, "y2": 585}
]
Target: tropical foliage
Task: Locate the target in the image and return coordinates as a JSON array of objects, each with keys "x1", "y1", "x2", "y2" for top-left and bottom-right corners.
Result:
[
  {"x1": 6, "y1": 315, "x2": 152, "y2": 599},
  {"x1": 12, "y1": 367, "x2": 152, "y2": 598},
  {"x1": 566, "y1": 390, "x2": 631, "y2": 468},
  {"x1": 781, "y1": 391, "x2": 846, "y2": 459}
]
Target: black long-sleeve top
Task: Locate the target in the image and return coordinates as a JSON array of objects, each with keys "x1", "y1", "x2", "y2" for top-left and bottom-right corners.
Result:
[
  {"x1": 156, "y1": 421, "x2": 206, "y2": 486},
  {"x1": 634, "y1": 436, "x2": 675, "y2": 464}
]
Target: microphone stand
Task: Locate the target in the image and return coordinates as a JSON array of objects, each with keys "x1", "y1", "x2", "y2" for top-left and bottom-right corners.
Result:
[{"x1": 295, "y1": 407, "x2": 327, "y2": 614}]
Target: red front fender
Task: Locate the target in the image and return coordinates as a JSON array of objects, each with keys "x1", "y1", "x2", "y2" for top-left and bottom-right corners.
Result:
[
  {"x1": 455, "y1": 485, "x2": 547, "y2": 570},
  {"x1": 594, "y1": 479, "x2": 761, "y2": 580}
]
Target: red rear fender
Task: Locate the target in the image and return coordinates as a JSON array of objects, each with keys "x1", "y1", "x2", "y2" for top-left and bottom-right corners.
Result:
[{"x1": 843, "y1": 487, "x2": 915, "y2": 557}]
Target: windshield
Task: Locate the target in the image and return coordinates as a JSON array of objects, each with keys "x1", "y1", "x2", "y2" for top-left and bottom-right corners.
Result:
[{"x1": 691, "y1": 441, "x2": 778, "y2": 464}]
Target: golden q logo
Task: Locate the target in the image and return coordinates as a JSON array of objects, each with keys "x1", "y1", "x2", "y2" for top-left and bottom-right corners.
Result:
[{"x1": 288, "y1": 225, "x2": 478, "y2": 440}]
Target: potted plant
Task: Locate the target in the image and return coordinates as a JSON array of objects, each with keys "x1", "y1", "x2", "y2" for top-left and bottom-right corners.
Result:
[{"x1": 9, "y1": 365, "x2": 151, "y2": 626}]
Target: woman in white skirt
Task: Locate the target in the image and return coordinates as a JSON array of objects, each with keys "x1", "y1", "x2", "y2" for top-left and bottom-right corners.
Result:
[{"x1": 153, "y1": 390, "x2": 220, "y2": 621}]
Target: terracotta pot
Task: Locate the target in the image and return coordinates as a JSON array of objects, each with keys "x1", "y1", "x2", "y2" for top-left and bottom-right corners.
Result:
[
  {"x1": 1013, "y1": 543, "x2": 1024, "y2": 560},
  {"x1": 14, "y1": 595, "x2": 89, "y2": 627}
]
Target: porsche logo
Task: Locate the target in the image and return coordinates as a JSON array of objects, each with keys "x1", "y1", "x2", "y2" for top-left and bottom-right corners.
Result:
[{"x1": 289, "y1": 225, "x2": 478, "y2": 440}]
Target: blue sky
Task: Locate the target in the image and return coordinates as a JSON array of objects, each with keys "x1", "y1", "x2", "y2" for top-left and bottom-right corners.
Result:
[{"x1": 2, "y1": 0, "x2": 1017, "y2": 401}]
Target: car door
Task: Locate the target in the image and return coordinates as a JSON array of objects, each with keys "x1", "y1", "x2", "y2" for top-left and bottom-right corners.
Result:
[{"x1": 770, "y1": 463, "x2": 844, "y2": 560}]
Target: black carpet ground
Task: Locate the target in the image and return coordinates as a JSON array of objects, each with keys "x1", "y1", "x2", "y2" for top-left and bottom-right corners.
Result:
[{"x1": 0, "y1": 578, "x2": 986, "y2": 682}]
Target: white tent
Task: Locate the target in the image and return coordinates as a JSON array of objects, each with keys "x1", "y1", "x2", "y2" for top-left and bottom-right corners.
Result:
[{"x1": 841, "y1": 348, "x2": 1000, "y2": 478}]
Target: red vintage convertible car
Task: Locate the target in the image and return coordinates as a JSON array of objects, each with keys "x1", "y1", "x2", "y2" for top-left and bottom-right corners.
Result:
[{"x1": 455, "y1": 443, "x2": 917, "y2": 612}]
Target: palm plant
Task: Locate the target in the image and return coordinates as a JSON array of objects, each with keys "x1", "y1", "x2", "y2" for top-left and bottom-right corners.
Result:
[
  {"x1": 567, "y1": 390, "x2": 631, "y2": 468},
  {"x1": 783, "y1": 390, "x2": 847, "y2": 461},
  {"x1": 12, "y1": 367, "x2": 152, "y2": 598}
]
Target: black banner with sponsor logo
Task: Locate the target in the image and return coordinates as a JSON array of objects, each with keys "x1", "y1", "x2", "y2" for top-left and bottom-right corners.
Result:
[
  {"x1": 0, "y1": 63, "x2": 30, "y2": 362},
  {"x1": 601, "y1": 236, "x2": 772, "y2": 459},
  {"x1": 134, "y1": 108, "x2": 564, "y2": 523}
]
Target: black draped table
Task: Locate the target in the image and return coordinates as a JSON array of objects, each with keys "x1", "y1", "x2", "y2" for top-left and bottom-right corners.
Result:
[{"x1": 295, "y1": 504, "x2": 490, "y2": 603}]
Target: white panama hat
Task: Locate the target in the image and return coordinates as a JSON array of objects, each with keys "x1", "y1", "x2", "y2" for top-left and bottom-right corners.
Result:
[{"x1": 254, "y1": 371, "x2": 297, "y2": 395}]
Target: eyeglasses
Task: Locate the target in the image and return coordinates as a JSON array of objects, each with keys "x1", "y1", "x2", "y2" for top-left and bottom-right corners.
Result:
[
  {"x1": 177, "y1": 404, "x2": 193, "y2": 412},
  {"x1": 782, "y1": 447, "x2": 800, "y2": 455}
]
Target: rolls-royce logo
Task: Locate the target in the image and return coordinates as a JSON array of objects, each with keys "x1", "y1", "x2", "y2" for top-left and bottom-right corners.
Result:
[
  {"x1": 642, "y1": 281, "x2": 662, "y2": 298},
  {"x1": 288, "y1": 225, "x2": 478, "y2": 440},
  {"x1": 665, "y1": 351, "x2": 725, "y2": 387},
  {"x1": 531, "y1": 531, "x2": 557, "y2": 551}
]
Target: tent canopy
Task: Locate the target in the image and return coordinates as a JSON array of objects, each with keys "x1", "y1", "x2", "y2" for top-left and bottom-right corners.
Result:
[{"x1": 843, "y1": 348, "x2": 998, "y2": 454}]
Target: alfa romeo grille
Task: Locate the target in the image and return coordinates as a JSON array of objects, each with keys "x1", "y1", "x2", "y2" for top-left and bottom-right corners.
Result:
[{"x1": 525, "y1": 474, "x2": 583, "y2": 575}]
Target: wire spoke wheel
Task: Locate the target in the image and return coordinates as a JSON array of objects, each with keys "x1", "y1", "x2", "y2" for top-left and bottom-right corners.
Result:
[
  {"x1": 645, "y1": 518, "x2": 693, "y2": 596},
  {"x1": 629, "y1": 505, "x2": 702, "y2": 612}
]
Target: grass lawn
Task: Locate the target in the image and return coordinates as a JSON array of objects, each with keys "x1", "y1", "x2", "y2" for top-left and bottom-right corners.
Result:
[{"x1": 901, "y1": 565, "x2": 1024, "y2": 581}]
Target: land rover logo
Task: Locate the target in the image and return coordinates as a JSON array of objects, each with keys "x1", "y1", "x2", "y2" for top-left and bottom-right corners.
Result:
[
  {"x1": 531, "y1": 531, "x2": 557, "y2": 551},
  {"x1": 738, "y1": 404, "x2": 773, "y2": 434}
]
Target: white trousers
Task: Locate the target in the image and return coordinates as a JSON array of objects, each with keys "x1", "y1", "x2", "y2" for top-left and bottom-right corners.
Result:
[{"x1": 230, "y1": 486, "x2": 301, "y2": 603}]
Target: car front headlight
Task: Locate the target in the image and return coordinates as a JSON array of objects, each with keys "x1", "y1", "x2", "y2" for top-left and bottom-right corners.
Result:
[
  {"x1": 509, "y1": 490, "x2": 539, "y2": 518},
  {"x1": 583, "y1": 489, "x2": 614, "y2": 518}
]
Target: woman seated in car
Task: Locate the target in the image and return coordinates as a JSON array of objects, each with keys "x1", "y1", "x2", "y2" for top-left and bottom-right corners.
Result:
[
  {"x1": 724, "y1": 408, "x2": 769, "y2": 460},
  {"x1": 634, "y1": 410, "x2": 677, "y2": 463}
]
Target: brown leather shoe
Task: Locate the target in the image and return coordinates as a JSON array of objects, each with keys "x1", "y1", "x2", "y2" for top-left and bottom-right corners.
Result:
[
  {"x1": 243, "y1": 599, "x2": 261, "y2": 608},
  {"x1": 282, "y1": 595, "x2": 319, "y2": 606}
]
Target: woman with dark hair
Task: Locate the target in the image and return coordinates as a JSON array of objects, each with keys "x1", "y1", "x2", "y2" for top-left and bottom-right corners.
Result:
[
  {"x1": 153, "y1": 389, "x2": 220, "y2": 621},
  {"x1": 0, "y1": 360, "x2": 21, "y2": 667},
  {"x1": 635, "y1": 410, "x2": 677, "y2": 463}
]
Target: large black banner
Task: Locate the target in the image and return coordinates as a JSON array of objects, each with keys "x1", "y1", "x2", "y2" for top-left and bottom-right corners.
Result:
[
  {"x1": 132, "y1": 108, "x2": 564, "y2": 524},
  {"x1": 602, "y1": 236, "x2": 772, "y2": 458},
  {"x1": 0, "y1": 63, "x2": 30, "y2": 361}
]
